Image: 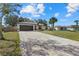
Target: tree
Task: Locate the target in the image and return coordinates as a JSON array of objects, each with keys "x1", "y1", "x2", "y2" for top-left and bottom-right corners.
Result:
[
  {"x1": 19, "y1": 17, "x2": 33, "y2": 22},
  {"x1": 34, "y1": 19, "x2": 47, "y2": 25},
  {"x1": 74, "y1": 20, "x2": 79, "y2": 31},
  {"x1": 0, "y1": 3, "x2": 21, "y2": 40},
  {"x1": 34, "y1": 19, "x2": 48, "y2": 29},
  {"x1": 19, "y1": 17, "x2": 25, "y2": 22},
  {"x1": 74, "y1": 20, "x2": 79, "y2": 26},
  {"x1": 49, "y1": 17, "x2": 58, "y2": 30},
  {"x1": 6, "y1": 15, "x2": 19, "y2": 26}
]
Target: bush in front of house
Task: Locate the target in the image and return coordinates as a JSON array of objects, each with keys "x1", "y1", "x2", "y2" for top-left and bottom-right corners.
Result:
[{"x1": 3, "y1": 26, "x2": 17, "y2": 32}]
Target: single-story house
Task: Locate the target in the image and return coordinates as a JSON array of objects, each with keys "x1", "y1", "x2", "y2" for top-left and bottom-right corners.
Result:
[
  {"x1": 67, "y1": 25, "x2": 79, "y2": 31},
  {"x1": 54, "y1": 26, "x2": 67, "y2": 30},
  {"x1": 54, "y1": 25, "x2": 79, "y2": 31},
  {"x1": 17, "y1": 22, "x2": 46, "y2": 31}
]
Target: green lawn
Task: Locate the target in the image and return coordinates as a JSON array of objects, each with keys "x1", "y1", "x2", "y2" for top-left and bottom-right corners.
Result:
[
  {"x1": 0, "y1": 32, "x2": 21, "y2": 56},
  {"x1": 42, "y1": 30, "x2": 79, "y2": 41}
]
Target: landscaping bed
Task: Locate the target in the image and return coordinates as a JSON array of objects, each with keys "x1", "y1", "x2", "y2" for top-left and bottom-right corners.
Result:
[{"x1": 0, "y1": 32, "x2": 21, "y2": 56}]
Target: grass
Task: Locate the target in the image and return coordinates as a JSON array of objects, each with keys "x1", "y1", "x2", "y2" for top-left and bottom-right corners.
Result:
[
  {"x1": 42, "y1": 30, "x2": 79, "y2": 41},
  {"x1": 0, "y1": 32, "x2": 21, "y2": 56}
]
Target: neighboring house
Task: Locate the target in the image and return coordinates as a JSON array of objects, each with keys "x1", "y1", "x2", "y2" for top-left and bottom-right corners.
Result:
[
  {"x1": 17, "y1": 22, "x2": 46, "y2": 31},
  {"x1": 54, "y1": 25, "x2": 79, "y2": 31},
  {"x1": 67, "y1": 25, "x2": 79, "y2": 31},
  {"x1": 55, "y1": 26, "x2": 67, "y2": 31}
]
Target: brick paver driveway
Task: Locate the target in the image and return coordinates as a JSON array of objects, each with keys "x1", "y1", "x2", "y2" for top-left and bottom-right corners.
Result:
[{"x1": 19, "y1": 31, "x2": 79, "y2": 56}]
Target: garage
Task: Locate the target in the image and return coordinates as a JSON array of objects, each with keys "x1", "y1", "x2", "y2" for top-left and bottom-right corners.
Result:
[
  {"x1": 17, "y1": 22, "x2": 37, "y2": 31},
  {"x1": 20, "y1": 25, "x2": 33, "y2": 31},
  {"x1": 17, "y1": 22, "x2": 44, "y2": 31}
]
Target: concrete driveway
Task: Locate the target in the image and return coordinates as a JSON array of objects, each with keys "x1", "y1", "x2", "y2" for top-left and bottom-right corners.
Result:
[{"x1": 19, "y1": 31, "x2": 79, "y2": 56}]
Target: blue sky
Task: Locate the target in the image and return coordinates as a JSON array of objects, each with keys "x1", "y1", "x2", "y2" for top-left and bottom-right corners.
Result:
[
  {"x1": 1, "y1": 3, "x2": 78, "y2": 26},
  {"x1": 20, "y1": 3, "x2": 79, "y2": 26}
]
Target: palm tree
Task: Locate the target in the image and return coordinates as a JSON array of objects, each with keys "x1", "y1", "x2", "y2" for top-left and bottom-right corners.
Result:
[
  {"x1": 74, "y1": 20, "x2": 79, "y2": 31},
  {"x1": 49, "y1": 17, "x2": 58, "y2": 30},
  {"x1": 0, "y1": 3, "x2": 21, "y2": 40},
  {"x1": 74, "y1": 20, "x2": 79, "y2": 26}
]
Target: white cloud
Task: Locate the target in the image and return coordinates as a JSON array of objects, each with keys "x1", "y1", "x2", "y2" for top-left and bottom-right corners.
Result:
[
  {"x1": 54, "y1": 13, "x2": 59, "y2": 17},
  {"x1": 49, "y1": 7, "x2": 52, "y2": 10},
  {"x1": 65, "y1": 13, "x2": 72, "y2": 17},
  {"x1": 20, "y1": 5, "x2": 35, "y2": 14},
  {"x1": 37, "y1": 4, "x2": 45, "y2": 14},
  {"x1": 66, "y1": 3, "x2": 79, "y2": 17},
  {"x1": 60, "y1": 19, "x2": 67, "y2": 22},
  {"x1": 20, "y1": 3, "x2": 45, "y2": 17},
  {"x1": 32, "y1": 14, "x2": 40, "y2": 17}
]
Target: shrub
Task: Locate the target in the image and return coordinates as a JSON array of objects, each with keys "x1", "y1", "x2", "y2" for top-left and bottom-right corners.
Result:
[{"x1": 3, "y1": 26, "x2": 17, "y2": 32}]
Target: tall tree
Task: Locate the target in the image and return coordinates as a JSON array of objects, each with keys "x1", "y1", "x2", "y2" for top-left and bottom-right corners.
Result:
[
  {"x1": 74, "y1": 20, "x2": 79, "y2": 31},
  {"x1": 74, "y1": 20, "x2": 79, "y2": 26},
  {"x1": 18, "y1": 17, "x2": 24, "y2": 22},
  {"x1": 35, "y1": 19, "x2": 47, "y2": 25},
  {"x1": 34, "y1": 19, "x2": 48, "y2": 29},
  {"x1": 6, "y1": 15, "x2": 19, "y2": 26},
  {"x1": 19, "y1": 17, "x2": 33, "y2": 22},
  {"x1": 0, "y1": 3, "x2": 21, "y2": 40},
  {"x1": 49, "y1": 17, "x2": 58, "y2": 30}
]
